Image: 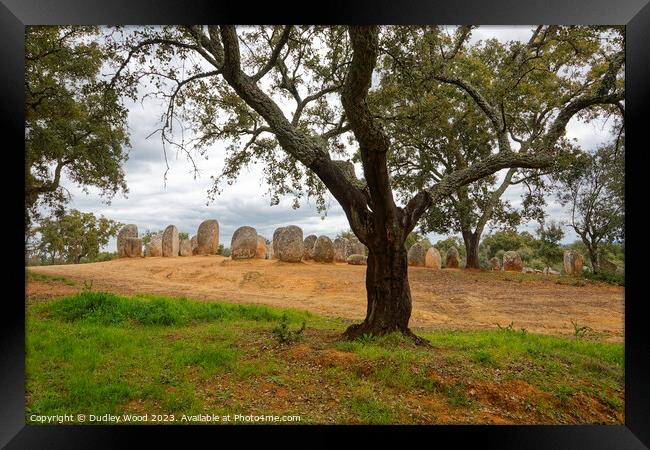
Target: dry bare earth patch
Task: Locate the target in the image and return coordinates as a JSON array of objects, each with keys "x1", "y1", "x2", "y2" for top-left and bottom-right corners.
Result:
[{"x1": 27, "y1": 256, "x2": 624, "y2": 342}]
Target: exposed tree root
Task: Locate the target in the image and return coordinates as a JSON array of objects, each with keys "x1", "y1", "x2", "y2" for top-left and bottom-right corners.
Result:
[{"x1": 343, "y1": 322, "x2": 432, "y2": 347}]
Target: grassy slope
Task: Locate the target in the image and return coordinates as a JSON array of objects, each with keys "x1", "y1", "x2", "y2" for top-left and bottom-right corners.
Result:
[{"x1": 26, "y1": 292, "x2": 624, "y2": 425}]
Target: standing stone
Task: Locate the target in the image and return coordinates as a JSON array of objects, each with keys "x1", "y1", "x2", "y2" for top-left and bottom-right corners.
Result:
[
  {"x1": 563, "y1": 250, "x2": 584, "y2": 275},
  {"x1": 347, "y1": 238, "x2": 365, "y2": 257},
  {"x1": 145, "y1": 234, "x2": 163, "y2": 257},
  {"x1": 407, "y1": 243, "x2": 426, "y2": 267},
  {"x1": 489, "y1": 256, "x2": 501, "y2": 271},
  {"x1": 190, "y1": 235, "x2": 198, "y2": 254},
  {"x1": 179, "y1": 239, "x2": 192, "y2": 256},
  {"x1": 256, "y1": 235, "x2": 267, "y2": 259},
  {"x1": 117, "y1": 224, "x2": 138, "y2": 257},
  {"x1": 124, "y1": 237, "x2": 142, "y2": 257},
  {"x1": 425, "y1": 247, "x2": 442, "y2": 270},
  {"x1": 503, "y1": 251, "x2": 523, "y2": 272},
  {"x1": 231, "y1": 226, "x2": 258, "y2": 260},
  {"x1": 312, "y1": 235, "x2": 334, "y2": 263},
  {"x1": 162, "y1": 225, "x2": 179, "y2": 257},
  {"x1": 446, "y1": 246, "x2": 460, "y2": 269},
  {"x1": 196, "y1": 219, "x2": 220, "y2": 255},
  {"x1": 276, "y1": 226, "x2": 304, "y2": 262},
  {"x1": 346, "y1": 254, "x2": 367, "y2": 265},
  {"x1": 333, "y1": 237, "x2": 350, "y2": 262},
  {"x1": 272, "y1": 227, "x2": 285, "y2": 260},
  {"x1": 303, "y1": 234, "x2": 318, "y2": 260}
]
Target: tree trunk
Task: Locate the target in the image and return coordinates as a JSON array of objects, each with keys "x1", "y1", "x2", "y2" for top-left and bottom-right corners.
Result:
[
  {"x1": 462, "y1": 231, "x2": 481, "y2": 269},
  {"x1": 344, "y1": 236, "x2": 428, "y2": 345},
  {"x1": 588, "y1": 244, "x2": 600, "y2": 274}
]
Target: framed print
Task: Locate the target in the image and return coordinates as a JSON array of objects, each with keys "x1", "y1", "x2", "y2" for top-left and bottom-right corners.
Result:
[{"x1": 3, "y1": 0, "x2": 649, "y2": 447}]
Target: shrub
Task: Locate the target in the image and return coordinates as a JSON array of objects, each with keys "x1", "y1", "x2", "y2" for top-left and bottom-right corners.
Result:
[
  {"x1": 571, "y1": 319, "x2": 593, "y2": 340},
  {"x1": 94, "y1": 252, "x2": 118, "y2": 262},
  {"x1": 583, "y1": 271, "x2": 624, "y2": 286},
  {"x1": 527, "y1": 258, "x2": 546, "y2": 271},
  {"x1": 516, "y1": 245, "x2": 535, "y2": 263},
  {"x1": 272, "y1": 314, "x2": 306, "y2": 344}
]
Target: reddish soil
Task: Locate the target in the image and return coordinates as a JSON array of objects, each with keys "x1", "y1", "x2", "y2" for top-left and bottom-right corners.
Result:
[{"x1": 26, "y1": 255, "x2": 624, "y2": 341}]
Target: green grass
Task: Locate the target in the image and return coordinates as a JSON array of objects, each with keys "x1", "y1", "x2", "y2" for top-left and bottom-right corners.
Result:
[
  {"x1": 348, "y1": 387, "x2": 399, "y2": 424},
  {"x1": 26, "y1": 292, "x2": 624, "y2": 425},
  {"x1": 26, "y1": 271, "x2": 76, "y2": 286},
  {"x1": 44, "y1": 291, "x2": 312, "y2": 326}
]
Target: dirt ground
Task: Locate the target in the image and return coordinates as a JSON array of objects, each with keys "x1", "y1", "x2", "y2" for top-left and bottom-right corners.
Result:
[{"x1": 26, "y1": 256, "x2": 624, "y2": 342}]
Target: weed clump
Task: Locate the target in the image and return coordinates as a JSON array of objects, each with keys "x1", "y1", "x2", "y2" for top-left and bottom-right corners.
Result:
[
  {"x1": 272, "y1": 314, "x2": 306, "y2": 344},
  {"x1": 571, "y1": 319, "x2": 593, "y2": 340}
]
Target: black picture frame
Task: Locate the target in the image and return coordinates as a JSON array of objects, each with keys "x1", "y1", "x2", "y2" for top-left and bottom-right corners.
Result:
[{"x1": 3, "y1": 1, "x2": 649, "y2": 447}]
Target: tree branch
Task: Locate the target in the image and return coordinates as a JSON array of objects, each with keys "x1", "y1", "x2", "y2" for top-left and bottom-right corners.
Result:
[
  {"x1": 433, "y1": 74, "x2": 511, "y2": 152},
  {"x1": 433, "y1": 75, "x2": 501, "y2": 132},
  {"x1": 109, "y1": 37, "x2": 219, "y2": 87},
  {"x1": 475, "y1": 167, "x2": 516, "y2": 235},
  {"x1": 252, "y1": 26, "x2": 292, "y2": 82},
  {"x1": 404, "y1": 151, "x2": 554, "y2": 232},
  {"x1": 32, "y1": 157, "x2": 74, "y2": 195},
  {"x1": 341, "y1": 26, "x2": 399, "y2": 238},
  {"x1": 341, "y1": 26, "x2": 390, "y2": 153},
  {"x1": 218, "y1": 25, "x2": 371, "y2": 240},
  {"x1": 541, "y1": 90, "x2": 624, "y2": 151},
  {"x1": 292, "y1": 83, "x2": 343, "y2": 126}
]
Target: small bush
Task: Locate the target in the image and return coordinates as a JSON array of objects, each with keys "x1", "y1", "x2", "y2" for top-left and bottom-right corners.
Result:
[
  {"x1": 218, "y1": 246, "x2": 232, "y2": 257},
  {"x1": 272, "y1": 314, "x2": 306, "y2": 344},
  {"x1": 496, "y1": 321, "x2": 515, "y2": 332},
  {"x1": 583, "y1": 271, "x2": 624, "y2": 286},
  {"x1": 571, "y1": 319, "x2": 593, "y2": 340},
  {"x1": 527, "y1": 258, "x2": 546, "y2": 271},
  {"x1": 94, "y1": 252, "x2": 118, "y2": 262},
  {"x1": 495, "y1": 321, "x2": 527, "y2": 336}
]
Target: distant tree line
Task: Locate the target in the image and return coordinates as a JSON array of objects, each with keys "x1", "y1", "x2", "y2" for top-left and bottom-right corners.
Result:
[
  {"x1": 26, "y1": 209, "x2": 122, "y2": 266},
  {"x1": 405, "y1": 226, "x2": 624, "y2": 275}
]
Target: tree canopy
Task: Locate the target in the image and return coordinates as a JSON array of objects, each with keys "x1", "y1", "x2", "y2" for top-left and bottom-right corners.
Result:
[
  {"x1": 369, "y1": 26, "x2": 624, "y2": 267},
  {"x1": 535, "y1": 220, "x2": 565, "y2": 270},
  {"x1": 555, "y1": 140, "x2": 624, "y2": 272},
  {"x1": 25, "y1": 26, "x2": 131, "y2": 224},
  {"x1": 32, "y1": 209, "x2": 122, "y2": 265}
]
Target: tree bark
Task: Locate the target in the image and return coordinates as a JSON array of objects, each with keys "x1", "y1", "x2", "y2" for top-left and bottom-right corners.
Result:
[
  {"x1": 343, "y1": 230, "x2": 428, "y2": 345},
  {"x1": 462, "y1": 230, "x2": 481, "y2": 269},
  {"x1": 587, "y1": 243, "x2": 600, "y2": 274}
]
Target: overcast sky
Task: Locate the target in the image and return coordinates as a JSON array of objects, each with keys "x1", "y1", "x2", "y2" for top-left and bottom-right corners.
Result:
[{"x1": 55, "y1": 26, "x2": 617, "y2": 251}]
